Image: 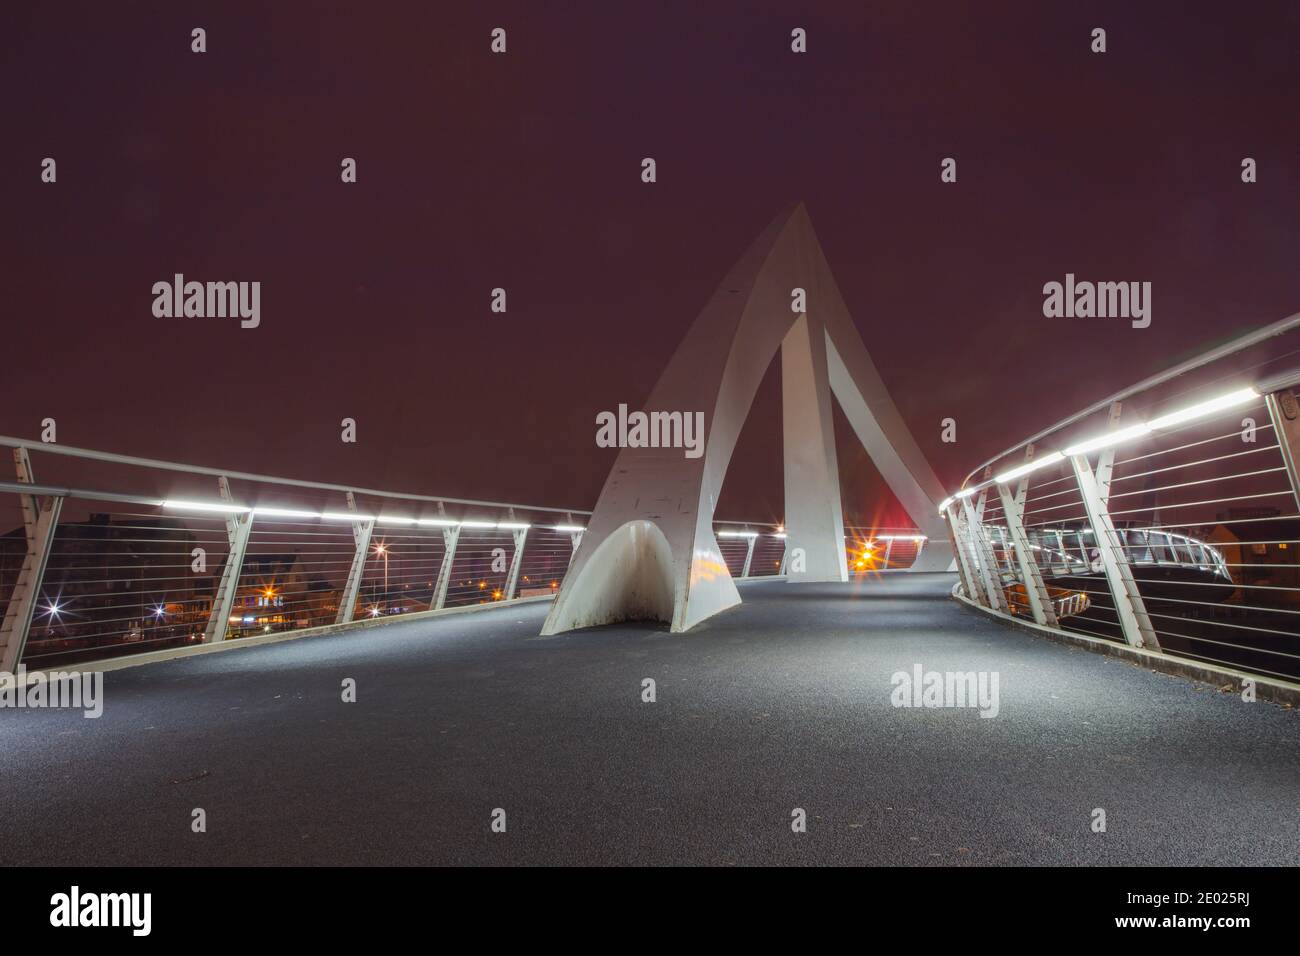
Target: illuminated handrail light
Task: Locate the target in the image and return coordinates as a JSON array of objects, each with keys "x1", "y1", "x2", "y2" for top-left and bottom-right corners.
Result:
[
  {"x1": 497, "y1": 521, "x2": 531, "y2": 530},
  {"x1": 322, "y1": 511, "x2": 375, "y2": 522},
  {"x1": 717, "y1": 530, "x2": 759, "y2": 538},
  {"x1": 1062, "y1": 387, "x2": 1258, "y2": 457},
  {"x1": 417, "y1": 518, "x2": 457, "y2": 527},
  {"x1": 163, "y1": 499, "x2": 250, "y2": 514},
  {"x1": 376, "y1": 516, "x2": 416, "y2": 526},
  {"x1": 254, "y1": 506, "x2": 320, "y2": 519},
  {"x1": 458, "y1": 520, "x2": 497, "y2": 529},
  {"x1": 552, "y1": 524, "x2": 585, "y2": 532},
  {"x1": 877, "y1": 534, "x2": 927, "y2": 541},
  {"x1": 1062, "y1": 422, "x2": 1152, "y2": 457},
  {"x1": 772, "y1": 532, "x2": 787, "y2": 539},
  {"x1": 993, "y1": 451, "x2": 1065, "y2": 485},
  {"x1": 1146, "y1": 386, "x2": 1258, "y2": 430},
  {"x1": 945, "y1": 386, "x2": 1260, "y2": 503}
]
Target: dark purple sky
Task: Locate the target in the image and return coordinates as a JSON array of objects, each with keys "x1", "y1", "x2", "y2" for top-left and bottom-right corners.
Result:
[{"x1": 2, "y1": 2, "x2": 1297, "y2": 525}]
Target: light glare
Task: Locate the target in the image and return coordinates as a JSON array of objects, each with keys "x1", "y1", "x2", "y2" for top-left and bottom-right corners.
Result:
[
  {"x1": 994, "y1": 451, "x2": 1065, "y2": 485},
  {"x1": 321, "y1": 511, "x2": 374, "y2": 522},
  {"x1": 162, "y1": 499, "x2": 250, "y2": 514},
  {"x1": 1062, "y1": 422, "x2": 1153, "y2": 457},
  {"x1": 254, "y1": 507, "x2": 319, "y2": 519},
  {"x1": 1147, "y1": 387, "x2": 1258, "y2": 430}
]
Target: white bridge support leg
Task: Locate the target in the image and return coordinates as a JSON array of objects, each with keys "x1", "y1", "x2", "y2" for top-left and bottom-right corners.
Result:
[
  {"x1": 740, "y1": 534, "x2": 757, "y2": 578},
  {"x1": 960, "y1": 496, "x2": 1009, "y2": 613},
  {"x1": 783, "y1": 313, "x2": 848, "y2": 583},
  {"x1": 432, "y1": 526, "x2": 460, "y2": 611},
  {"x1": 945, "y1": 504, "x2": 983, "y2": 603},
  {"x1": 503, "y1": 527, "x2": 528, "y2": 599},
  {"x1": 997, "y1": 481, "x2": 1057, "y2": 627},
  {"x1": 823, "y1": 334, "x2": 953, "y2": 572},
  {"x1": 1071, "y1": 454, "x2": 1160, "y2": 650},
  {"x1": 542, "y1": 204, "x2": 953, "y2": 635},
  {"x1": 1265, "y1": 388, "x2": 1300, "y2": 513},
  {"x1": 203, "y1": 476, "x2": 253, "y2": 644},
  {"x1": 1094, "y1": 403, "x2": 1123, "y2": 503},
  {"x1": 563, "y1": 513, "x2": 584, "y2": 568},
  {"x1": 0, "y1": 449, "x2": 62, "y2": 672},
  {"x1": 336, "y1": 492, "x2": 374, "y2": 625}
]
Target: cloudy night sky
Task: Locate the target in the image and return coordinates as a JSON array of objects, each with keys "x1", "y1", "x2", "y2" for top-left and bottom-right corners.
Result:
[{"x1": 2, "y1": 1, "x2": 1297, "y2": 525}]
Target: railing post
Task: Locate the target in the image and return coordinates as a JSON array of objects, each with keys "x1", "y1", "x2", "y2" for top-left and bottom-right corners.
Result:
[
  {"x1": 1071, "y1": 454, "x2": 1160, "y2": 650},
  {"x1": 996, "y1": 526, "x2": 1015, "y2": 574},
  {"x1": 996, "y1": 469, "x2": 1058, "y2": 627},
  {"x1": 432, "y1": 525, "x2": 460, "y2": 611},
  {"x1": 563, "y1": 513, "x2": 584, "y2": 567},
  {"x1": 949, "y1": 503, "x2": 993, "y2": 607},
  {"x1": 944, "y1": 505, "x2": 981, "y2": 602},
  {"x1": 203, "y1": 476, "x2": 253, "y2": 643},
  {"x1": 12, "y1": 448, "x2": 38, "y2": 548},
  {"x1": 335, "y1": 492, "x2": 374, "y2": 625},
  {"x1": 976, "y1": 467, "x2": 1016, "y2": 582},
  {"x1": 952, "y1": 477, "x2": 992, "y2": 604},
  {"x1": 959, "y1": 495, "x2": 1010, "y2": 612},
  {"x1": 0, "y1": 449, "x2": 62, "y2": 672},
  {"x1": 740, "y1": 533, "x2": 757, "y2": 578},
  {"x1": 1094, "y1": 402, "x2": 1123, "y2": 498},
  {"x1": 1150, "y1": 526, "x2": 1169, "y2": 565},
  {"x1": 1050, "y1": 529, "x2": 1065, "y2": 573},
  {"x1": 1008, "y1": 445, "x2": 1058, "y2": 625},
  {"x1": 1265, "y1": 388, "x2": 1300, "y2": 512},
  {"x1": 502, "y1": 513, "x2": 528, "y2": 600},
  {"x1": 881, "y1": 538, "x2": 894, "y2": 568}
]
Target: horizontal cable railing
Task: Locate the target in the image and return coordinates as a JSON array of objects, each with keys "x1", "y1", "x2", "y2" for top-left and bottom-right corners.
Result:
[
  {"x1": 941, "y1": 313, "x2": 1300, "y2": 684},
  {"x1": 0, "y1": 434, "x2": 942, "y2": 669},
  {"x1": 0, "y1": 438, "x2": 597, "y2": 669}
]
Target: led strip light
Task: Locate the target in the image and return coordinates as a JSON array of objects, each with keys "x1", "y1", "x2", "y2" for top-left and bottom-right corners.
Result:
[{"x1": 940, "y1": 386, "x2": 1259, "y2": 510}]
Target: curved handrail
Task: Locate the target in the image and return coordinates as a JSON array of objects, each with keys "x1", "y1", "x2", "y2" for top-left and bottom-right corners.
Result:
[
  {"x1": 0, "y1": 434, "x2": 593, "y2": 517},
  {"x1": 959, "y1": 310, "x2": 1300, "y2": 488}
]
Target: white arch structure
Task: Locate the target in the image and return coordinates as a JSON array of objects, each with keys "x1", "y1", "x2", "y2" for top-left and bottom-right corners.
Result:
[{"x1": 542, "y1": 203, "x2": 954, "y2": 635}]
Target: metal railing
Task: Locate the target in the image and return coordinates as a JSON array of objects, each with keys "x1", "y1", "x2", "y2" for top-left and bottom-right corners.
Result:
[
  {"x1": 0, "y1": 437, "x2": 932, "y2": 670},
  {"x1": 942, "y1": 311, "x2": 1300, "y2": 684}
]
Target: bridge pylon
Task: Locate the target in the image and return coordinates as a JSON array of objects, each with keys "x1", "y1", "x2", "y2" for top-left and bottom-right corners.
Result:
[{"x1": 542, "y1": 203, "x2": 954, "y2": 635}]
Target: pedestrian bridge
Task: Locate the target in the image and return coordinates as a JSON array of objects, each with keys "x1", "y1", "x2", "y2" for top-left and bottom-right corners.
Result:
[
  {"x1": 2, "y1": 210, "x2": 1299, "y2": 865},
  {"x1": 1, "y1": 573, "x2": 1294, "y2": 866}
]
